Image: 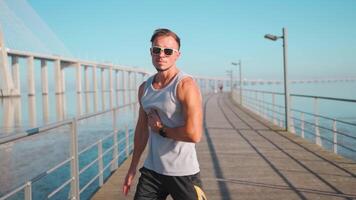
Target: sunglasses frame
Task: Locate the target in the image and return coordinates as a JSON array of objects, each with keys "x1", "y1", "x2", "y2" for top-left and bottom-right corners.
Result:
[{"x1": 151, "y1": 46, "x2": 179, "y2": 56}]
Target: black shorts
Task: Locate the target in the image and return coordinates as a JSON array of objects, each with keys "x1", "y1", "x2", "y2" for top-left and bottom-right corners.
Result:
[{"x1": 134, "y1": 167, "x2": 207, "y2": 200}]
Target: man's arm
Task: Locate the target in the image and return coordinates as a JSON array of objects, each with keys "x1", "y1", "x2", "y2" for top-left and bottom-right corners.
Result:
[
  {"x1": 123, "y1": 82, "x2": 149, "y2": 196},
  {"x1": 147, "y1": 77, "x2": 203, "y2": 143}
]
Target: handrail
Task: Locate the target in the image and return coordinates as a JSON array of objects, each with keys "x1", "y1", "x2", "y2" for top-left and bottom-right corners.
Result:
[
  {"x1": 293, "y1": 126, "x2": 356, "y2": 153},
  {"x1": 291, "y1": 108, "x2": 356, "y2": 127},
  {"x1": 0, "y1": 100, "x2": 137, "y2": 200},
  {"x1": 234, "y1": 88, "x2": 356, "y2": 160},
  {"x1": 290, "y1": 93, "x2": 356, "y2": 103},
  {"x1": 242, "y1": 88, "x2": 356, "y2": 103},
  {"x1": 242, "y1": 88, "x2": 285, "y2": 95},
  {"x1": 292, "y1": 116, "x2": 356, "y2": 140},
  {"x1": 0, "y1": 102, "x2": 137, "y2": 145}
]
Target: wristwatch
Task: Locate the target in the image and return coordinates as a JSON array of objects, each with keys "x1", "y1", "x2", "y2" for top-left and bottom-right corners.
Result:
[{"x1": 159, "y1": 126, "x2": 167, "y2": 138}]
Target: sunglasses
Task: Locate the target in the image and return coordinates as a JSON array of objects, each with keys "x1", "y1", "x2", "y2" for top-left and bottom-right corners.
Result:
[{"x1": 151, "y1": 46, "x2": 179, "y2": 56}]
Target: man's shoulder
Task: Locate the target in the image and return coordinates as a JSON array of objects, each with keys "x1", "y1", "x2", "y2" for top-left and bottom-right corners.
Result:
[
  {"x1": 176, "y1": 73, "x2": 200, "y2": 100},
  {"x1": 178, "y1": 72, "x2": 197, "y2": 89}
]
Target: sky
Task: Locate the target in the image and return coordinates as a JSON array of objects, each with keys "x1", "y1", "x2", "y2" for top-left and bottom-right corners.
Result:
[{"x1": 8, "y1": 0, "x2": 356, "y2": 80}]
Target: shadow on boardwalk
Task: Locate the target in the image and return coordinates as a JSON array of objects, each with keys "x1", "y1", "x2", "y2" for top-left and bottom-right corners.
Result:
[{"x1": 93, "y1": 93, "x2": 356, "y2": 200}]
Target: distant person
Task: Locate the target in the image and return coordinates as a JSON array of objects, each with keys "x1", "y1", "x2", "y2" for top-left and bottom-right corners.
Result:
[
  {"x1": 219, "y1": 83, "x2": 223, "y2": 92},
  {"x1": 122, "y1": 28, "x2": 207, "y2": 200}
]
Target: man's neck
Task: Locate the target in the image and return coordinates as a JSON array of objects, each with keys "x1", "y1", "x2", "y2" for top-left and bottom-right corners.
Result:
[{"x1": 153, "y1": 67, "x2": 179, "y2": 89}]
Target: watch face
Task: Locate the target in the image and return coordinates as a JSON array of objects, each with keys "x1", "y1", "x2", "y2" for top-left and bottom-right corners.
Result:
[{"x1": 159, "y1": 128, "x2": 167, "y2": 137}]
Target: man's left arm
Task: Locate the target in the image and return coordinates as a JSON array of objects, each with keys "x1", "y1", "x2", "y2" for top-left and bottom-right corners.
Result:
[{"x1": 147, "y1": 77, "x2": 203, "y2": 143}]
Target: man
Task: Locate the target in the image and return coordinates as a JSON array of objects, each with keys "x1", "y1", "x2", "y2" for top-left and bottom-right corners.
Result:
[{"x1": 122, "y1": 28, "x2": 207, "y2": 200}]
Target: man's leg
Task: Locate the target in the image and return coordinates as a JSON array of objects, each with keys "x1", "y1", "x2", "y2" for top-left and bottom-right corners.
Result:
[
  {"x1": 164, "y1": 172, "x2": 207, "y2": 200},
  {"x1": 134, "y1": 168, "x2": 169, "y2": 200}
]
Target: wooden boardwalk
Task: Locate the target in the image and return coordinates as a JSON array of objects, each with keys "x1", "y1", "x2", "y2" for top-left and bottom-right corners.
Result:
[{"x1": 92, "y1": 93, "x2": 356, "y2": 200}]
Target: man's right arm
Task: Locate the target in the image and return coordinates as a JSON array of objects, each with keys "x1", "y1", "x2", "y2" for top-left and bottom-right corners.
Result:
[{"x1": 123, "y1": 82, "x2": 149, "y2": 196}]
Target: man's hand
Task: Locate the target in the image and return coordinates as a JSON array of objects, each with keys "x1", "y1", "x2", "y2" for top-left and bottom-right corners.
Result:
[
  {"x1": 123, "y1": 167, "x2": 136, "y2": 196},
  {"x1": 147, "y1": 109, "x2": 163, "y2": 133}
]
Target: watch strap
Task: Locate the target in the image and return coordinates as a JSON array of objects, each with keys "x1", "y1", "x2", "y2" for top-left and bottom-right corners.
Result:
[{"x1": 159, "y1": 126, "x2": 167, "y2": 138}]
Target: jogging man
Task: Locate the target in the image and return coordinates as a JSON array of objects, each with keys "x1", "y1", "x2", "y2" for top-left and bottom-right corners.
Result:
[{"x1": 122, "y1": 28, "x2": 207, "y2": 200}]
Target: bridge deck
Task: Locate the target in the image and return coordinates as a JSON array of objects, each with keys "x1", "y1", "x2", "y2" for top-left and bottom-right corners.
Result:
[{"x1": 92, "y1": 93, "x2": 356, "y2": 200}]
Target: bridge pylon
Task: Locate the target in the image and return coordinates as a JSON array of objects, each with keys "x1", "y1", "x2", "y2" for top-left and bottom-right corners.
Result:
[{"x1": 0, "y1": 26, "x2": 16, "y2": 97}]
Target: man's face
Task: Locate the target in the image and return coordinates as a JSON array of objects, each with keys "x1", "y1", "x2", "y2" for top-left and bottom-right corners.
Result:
[{"x1": 151, "y1": 36, "x2": 180, "y2": 72}]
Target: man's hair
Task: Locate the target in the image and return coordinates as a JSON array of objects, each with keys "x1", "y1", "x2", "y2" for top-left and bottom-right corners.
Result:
[{"x1": 150, "y1": 28, "x2": 181, "y2": 50}]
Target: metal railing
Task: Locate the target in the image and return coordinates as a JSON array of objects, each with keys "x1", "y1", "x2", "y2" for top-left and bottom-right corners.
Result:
[
  {"x1": 0, "y1": 102, "x2": 137, "y2": 200},
  {"x1": 232, "y1": 88, "x2": 356, "y2": 161}
]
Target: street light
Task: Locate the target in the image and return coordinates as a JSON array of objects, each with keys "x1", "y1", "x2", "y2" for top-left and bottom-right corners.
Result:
[
  {"x1": 264, "y1": 27, "x2": 290, "y2": 132},
  {"x1": 231, "y1": 60, "x2": 242, "y2": 105}
]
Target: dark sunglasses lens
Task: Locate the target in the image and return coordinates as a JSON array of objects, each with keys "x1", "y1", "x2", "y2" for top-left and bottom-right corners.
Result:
[
  {"x1": 164, "y1": 49, "x2": 174, "y2": 55},
  {"x1": 152, "y1": 47, "x2": 161, "y2": 54}
]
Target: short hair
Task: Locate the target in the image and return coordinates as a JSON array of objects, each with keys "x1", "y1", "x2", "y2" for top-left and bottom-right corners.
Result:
[{"x1": 150, "y1": 28, "x2": 181, "y2": 50}]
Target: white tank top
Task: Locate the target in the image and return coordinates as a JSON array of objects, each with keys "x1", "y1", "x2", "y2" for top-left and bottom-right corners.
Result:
[{"x1": 141, "y1": 71, "x2": 200, "y2": 176}]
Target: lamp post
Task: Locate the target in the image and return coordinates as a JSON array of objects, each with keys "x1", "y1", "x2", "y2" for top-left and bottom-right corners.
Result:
[
  {"x1": 231, "y1": 60, "x2": 242, "y2": 105},
  {"x1": 264, "y1": 27, "x2": 290, "y2": 132}
]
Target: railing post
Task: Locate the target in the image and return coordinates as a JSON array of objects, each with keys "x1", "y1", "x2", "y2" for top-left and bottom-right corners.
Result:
[
  {"x1": 333, "y1": 119, "x2": 338, "y2": 154},
  {"x1": 125, "y1": 125, "x2": 130, "y2": 157},
  {"x1": 206, "y1": 79, "x2": 209, "y2": 93},
  {"x1": 122, "y1": 71, "x2": 127, "y2": 105},
  {"x1": 314, "y1": 97, "x2": 322, "y2": 146},
  {"x1": 98, "y1": 139, "x2": 104, "y2": 186},
  {"x1": 128, "y1": 71, "x2": 132, "y2": 104},
  {"x1": 272, "y1": 94, "x2": 277, "y2": 125},
  {"x1": 254, "y1": 91, "x2": 258, "y2": 115},
  {"x1": 109, "y1": 67, "x2": 114, "y2": 109},
  {"x1": 262, "y1": 92, "x2": 267, "y2": 119},
  {"x1": 265, "y1": 93, "x2": 268, "y2": 120},
  {"x1": 301, "y1": 113, "x2": 305, "y2": 138},
  {"x1": 70, "y1": 119, "x2": 80, "y2": 200},
  {"x1": 134, "y1": 72, "x2": 138, "y2": 97},
  {"x1": 109, "y1": 66, "x2": 113, "y2": 93},
  {"x1": 115, "y1": 70, "x2": 120, "y2": 107},
  {"x1": 111, "y1": 109, "x2": 118, "y2": 171},
  {"x1": 289, "y1": 97, "x2": 295, "y2": 133},
  {"x1": 279, "y1": 103, "x2": 283, "y2": 128},
  {"x1": 258, "y1": 92, "x2": 262, "y2": 117},
  {"x1": 101, "y1": 67, "x2": 106, "y2": 110},
  {"x1": 258, "y1": 91, "x2": 261, "y2": 116},
  {"x1": 24, "y1": 181, "x2": 32, "y2": 200}
]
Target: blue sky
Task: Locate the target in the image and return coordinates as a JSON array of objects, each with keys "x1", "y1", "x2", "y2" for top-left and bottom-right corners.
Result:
[{"x1": 25, "y1": 0, "x2": 356, "y2": 80}]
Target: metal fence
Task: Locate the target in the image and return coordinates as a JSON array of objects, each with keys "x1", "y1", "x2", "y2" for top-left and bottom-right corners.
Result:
[
  {"x1": 0, "y1": 102, "x2": 137, "y2": 200},
  {"x1": 232, "y1": 88, "x2": 356, "y2": 161}
]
